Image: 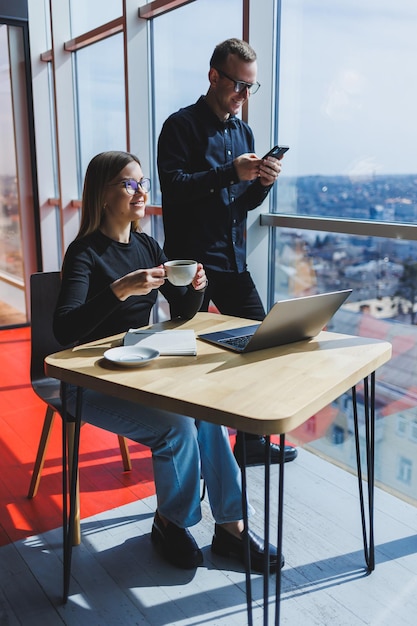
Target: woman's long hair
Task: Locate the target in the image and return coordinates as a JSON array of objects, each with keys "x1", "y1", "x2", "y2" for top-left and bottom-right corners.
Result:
[{"x1": 76, "y1": 151, "x2": 142, "y2": 239}]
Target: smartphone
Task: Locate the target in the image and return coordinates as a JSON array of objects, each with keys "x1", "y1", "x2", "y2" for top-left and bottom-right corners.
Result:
[{"x1": 262, "y1": 145, "x2": 289, "y2": 159}]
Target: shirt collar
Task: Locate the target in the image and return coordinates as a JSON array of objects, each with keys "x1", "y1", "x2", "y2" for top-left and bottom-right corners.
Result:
[{"x1": 197, "y1": 96, "x2": 239, "y2": 129}]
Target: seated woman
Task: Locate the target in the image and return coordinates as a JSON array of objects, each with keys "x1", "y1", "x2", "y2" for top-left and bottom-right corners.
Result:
[{"x1": 53, "y1": 150, "x2": 282, "y2": 572}]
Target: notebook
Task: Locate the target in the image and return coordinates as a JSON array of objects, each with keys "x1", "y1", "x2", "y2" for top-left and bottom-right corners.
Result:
[
  {"x1": 198, "y1": 289, "x2": 352, "y2": 353},
  {"x1": 124, "y1": 329, "x2": 197, "y2": 355}
]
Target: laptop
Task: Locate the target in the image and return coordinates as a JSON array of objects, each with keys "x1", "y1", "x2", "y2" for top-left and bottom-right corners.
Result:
[{"x1": 198, "y1": 289, "x2": 352, "y2": 353}]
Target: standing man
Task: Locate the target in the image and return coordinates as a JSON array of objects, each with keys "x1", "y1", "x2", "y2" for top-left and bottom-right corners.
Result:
[{"x1": 157, "y1": 38, "x2": 297, "y2": 466}]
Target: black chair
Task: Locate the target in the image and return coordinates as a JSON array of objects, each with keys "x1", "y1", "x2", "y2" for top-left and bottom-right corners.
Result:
[{"x1": 27, "y1": 271, "x2": 132, "y2": 544}]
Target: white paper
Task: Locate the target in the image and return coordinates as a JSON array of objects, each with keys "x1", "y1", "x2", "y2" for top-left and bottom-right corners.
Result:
[{"x1": 123, "y1": 329, "x2": 197, "y2": 356}]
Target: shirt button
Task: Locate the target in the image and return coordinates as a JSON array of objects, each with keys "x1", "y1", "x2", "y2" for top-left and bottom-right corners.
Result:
[
  {"x1": 230, "y1": 180, "x2": 235, "y2": 185},
  {"x1": 210, "y1": 188, "x2": 214, "y2": 193},
  {"x1": 231, "y1": 196, "x2": 235, "y2": 202},
  {"x1": 227, "y1": 150, "x2": 231, "y2": 156}
]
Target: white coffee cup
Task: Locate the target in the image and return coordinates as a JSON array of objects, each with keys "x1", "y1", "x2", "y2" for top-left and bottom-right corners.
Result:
[{"x1": 164, "y1": 260, "x2": 198, "y2": 286}]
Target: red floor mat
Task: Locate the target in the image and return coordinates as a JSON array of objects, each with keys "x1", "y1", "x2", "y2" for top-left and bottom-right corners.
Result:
[{"x1": 0, "y1": 327, "x2": 155, "y2": 546}]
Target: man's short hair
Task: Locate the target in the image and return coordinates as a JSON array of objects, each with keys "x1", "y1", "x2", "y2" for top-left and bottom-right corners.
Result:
[{"x1": 210, "y1": 38, "x2": 257, "y2": 68}]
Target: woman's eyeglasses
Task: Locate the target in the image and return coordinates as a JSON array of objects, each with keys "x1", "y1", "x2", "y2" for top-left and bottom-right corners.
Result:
[
  {"x1": 214, "y1": 67, "x2": 261, "y2": 95},
  {"x1": 109, "y1": 178, "x2": 151, "y2": 195}
]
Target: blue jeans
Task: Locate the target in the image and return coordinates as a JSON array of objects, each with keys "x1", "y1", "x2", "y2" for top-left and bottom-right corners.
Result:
[{"x1": 66, "y1": 385, "x2": 252, "y2": 528}]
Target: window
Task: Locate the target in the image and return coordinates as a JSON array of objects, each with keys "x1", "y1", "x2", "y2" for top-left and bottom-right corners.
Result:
[
  {"x1": 410, "y1": 419, "x2": 417, "y2": 443},
  {"x1": 274, "y1": 228, "x2": 417, "y2": 304},
  {"x1": 0, "y1": 24, "x2": 33, "y2": 326},
  {"x1": 0, "y1": 26, "x2": 23, "y2": 283},
  {"x1": 149, "y1": 0, "x2": 243, "y2": 318},
  {"x1": 330, "y1": 424, "x2": 345, "y2": 445},
  {"x1": 69, "y1": 0, "x2": 122, "y2": 38},
  {"x1": 396, "y1": 415, "x2": 408, "y2": 438},
  {"x1": 397, "y1": 456, "x2": 412, "y2": 485},
  {"x1": 274, "y1": 1, "x2": 417, "y2": 507},
  {"x1": 278, "y1": 1, "x2": 417, "y2": 222},
  {"x1": 73, "y1": 33, "x2": 126, "y2": 188},
  {"x1": 151, "y1": 0, "x2": 242, "y2": 205}
]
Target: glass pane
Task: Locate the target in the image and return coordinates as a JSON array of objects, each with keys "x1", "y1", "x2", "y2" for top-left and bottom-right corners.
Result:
[
  {"x1": 47, "y1": 62, "x2": 60, "y2": 199},
  {"x1": 74, "y1": 33, "x2": 125, "y2": 187},
  {"x1": 275, "y1": 228, "x2": 417, "y2": 304},
  {"x1": 278, "y1": 0, "x2": 417, "y2": 222},
  {"x1": 276, "y1": 227, "x2": 417, "y2": 505},
  {"x1": 152, "y1": 0, "x2": 242, "y2": 206},
  {"x1": 0, "y1": 25, "x2": 26, "y2": 325},
  {"x1": 44, "y1": 0, "x2": 52, "y2": 49},
  {"x1": 151, "y1": 0, "x2": 242, "y2": 321},
  {"x1": 69, "y1": 0, "x2": 122, "y2": 38}
]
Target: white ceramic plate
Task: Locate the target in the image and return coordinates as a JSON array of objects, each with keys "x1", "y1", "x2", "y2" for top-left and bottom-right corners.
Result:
[{"x1": 103, "y1": 346, "x2": 160, "y2": 367}]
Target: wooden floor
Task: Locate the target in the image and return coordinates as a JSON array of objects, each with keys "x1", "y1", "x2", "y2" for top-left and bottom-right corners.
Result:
[{"x1": 1, "y1": 449, "x2": 417, "y2": 626}]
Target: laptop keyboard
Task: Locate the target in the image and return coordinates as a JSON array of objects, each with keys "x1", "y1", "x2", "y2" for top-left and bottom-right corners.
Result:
[{"x1": 219, "y1": 334, "x2": 252, "y2": 349}]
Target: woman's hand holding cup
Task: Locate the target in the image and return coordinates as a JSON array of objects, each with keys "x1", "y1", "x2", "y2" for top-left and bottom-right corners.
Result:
[
  {"x1": 164, "y1": 260, "x2": 206, "y2": 290},
  {"x1": 191, "y1": 263, "x2": 207, "y2": 291}
]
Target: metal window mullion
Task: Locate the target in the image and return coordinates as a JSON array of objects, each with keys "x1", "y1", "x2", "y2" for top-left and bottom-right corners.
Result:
[
  {"x1": 49, "y1": 0, "x2": 80, "y2": 257},
  {"x1": 260, "y1": 213, "x2": 417, "y2": 241}
]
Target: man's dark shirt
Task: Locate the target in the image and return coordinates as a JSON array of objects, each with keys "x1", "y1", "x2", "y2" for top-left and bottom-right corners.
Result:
[{"x1": 157, "y1": 96, "x2": 271, "y2": 273}]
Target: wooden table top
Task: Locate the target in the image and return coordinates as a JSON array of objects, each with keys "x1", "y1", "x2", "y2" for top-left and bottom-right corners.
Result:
[{"x1": 45, "y1": 312, "x2": 392, "y2": 435}]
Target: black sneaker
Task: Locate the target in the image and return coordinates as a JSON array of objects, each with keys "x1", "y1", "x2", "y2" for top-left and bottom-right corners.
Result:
[{"x1": 151, "y1": 511, "x2": 203, "y2": 569}]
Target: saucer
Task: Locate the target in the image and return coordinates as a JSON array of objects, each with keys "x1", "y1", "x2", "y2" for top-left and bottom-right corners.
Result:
[{"x1": 103, "y1": 346, "x2": 160, "y2": 367}]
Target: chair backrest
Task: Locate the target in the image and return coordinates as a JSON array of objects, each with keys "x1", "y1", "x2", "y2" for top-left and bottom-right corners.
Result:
[{"x1": 30, "y1": 271, "x2": 65, "y2": 385}]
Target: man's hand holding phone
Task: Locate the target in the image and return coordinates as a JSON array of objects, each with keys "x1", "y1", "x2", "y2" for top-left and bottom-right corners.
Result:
[
  {"x1": 262, "y1": 145, "x2": 289, "y2": 160},
  {"x1": 259, "y1": 145, "x2": 289, "y2": 186},
  {"x1": 233, "y1": 145, "x2": 289, "y2": 183}
]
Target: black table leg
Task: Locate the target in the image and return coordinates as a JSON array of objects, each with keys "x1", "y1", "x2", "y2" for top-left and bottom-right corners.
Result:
[
  {"x1": 239, "y1": 432, "x2": 284, "y2": 626},
  {"x1": 61, "y1": 382, "x2": 68, "y2": 601},
  {"x1": 263, "y1": 435, "x2": 271, "y2": 626},
  {"x1": 239, "y1": 431, "x2": 253, "y2": 626},
  {"x1": 274, "y1": 433, "x2": 285, "y2": 626},
  {"x1": 352, "y1": 373, "x2": 376, "y2": 572},
  {"x1": 62, "y1": 384, "x2": 83, "y2": 603}
]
